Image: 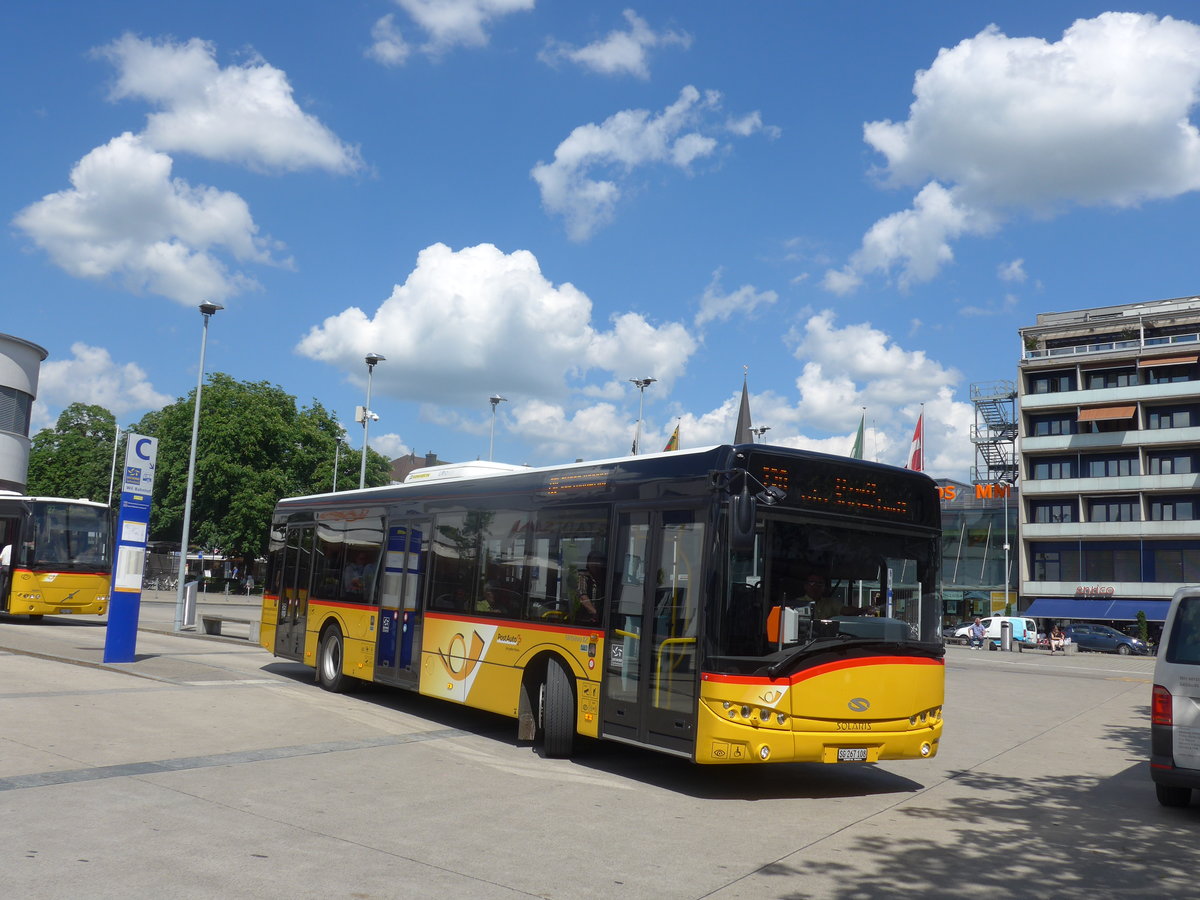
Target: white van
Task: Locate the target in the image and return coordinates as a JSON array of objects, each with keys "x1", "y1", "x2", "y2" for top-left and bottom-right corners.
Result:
[
  {"x1": 1151, "y1": 586, "x2": 1200, "y2": 807},
  {"x1": 954, "y1": 616, "x2": 1038, "y2": 648}
]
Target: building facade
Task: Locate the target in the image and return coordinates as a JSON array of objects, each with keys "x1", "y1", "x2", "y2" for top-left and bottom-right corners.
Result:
[
  {"x1": 1017, "y1": 295, "x2": 1200, "y2": 623},
  {"x1": 0, "y1": 333, "x2": 48, "y2": 492},
  {"x1": 937, "y1": 478, "x2": 1018, "y2": 625}
]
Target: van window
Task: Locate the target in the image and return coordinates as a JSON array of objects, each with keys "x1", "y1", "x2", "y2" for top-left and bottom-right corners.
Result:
[{"x1": 1165, "y1": 596, "x2": 1200, "y2": 665}]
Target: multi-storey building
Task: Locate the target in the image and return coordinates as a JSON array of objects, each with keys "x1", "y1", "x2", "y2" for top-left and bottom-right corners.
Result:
[
  {"x1": 1017, "y1": 296, "x2": 1200, "y2": 624},
  {"x1": 0, "y1": 332, "x2": 47, "y2": 492}
]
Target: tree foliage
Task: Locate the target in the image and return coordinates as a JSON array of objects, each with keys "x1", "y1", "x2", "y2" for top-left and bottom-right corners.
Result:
[
  {"x1": 133, "y1": 373, "x2": 392, "y2": 558},
  {"x1": 26, "y1": 403, "x2": 121, "y2": 504}
]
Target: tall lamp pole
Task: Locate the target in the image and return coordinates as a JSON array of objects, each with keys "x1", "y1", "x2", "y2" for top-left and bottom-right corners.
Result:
[
  {"x1": 332, "y1": 424, "x2": 346, "y2": 492},
  {"x1": 1002, "y1": 479, "x2": 1014, "y2": 611},
  {"x1": 359, "y1": 353, "x2": 385, "y2": 489},
  {"x1": 629, "y1": 377, "x2": 656, "y2": 454},
  {"x1": 174, "y1": 301, "x2": 222, "y2": 631},
  {"x1": 488, "y1": 395, "x2": 507, "y2": 460}
]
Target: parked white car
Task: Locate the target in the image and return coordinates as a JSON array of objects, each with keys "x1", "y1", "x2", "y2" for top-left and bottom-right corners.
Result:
[{"x1": 954, "y1": 616, "x2": 1038, "y2": 647}]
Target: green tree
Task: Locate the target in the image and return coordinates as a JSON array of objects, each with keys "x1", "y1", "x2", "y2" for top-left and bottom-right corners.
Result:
[
  {"x1": 26, "y1": 403, "x2": 122, "y2": 504},
  {"x1": 134, "y1": 373, "x2": 392, "y2": 558}
]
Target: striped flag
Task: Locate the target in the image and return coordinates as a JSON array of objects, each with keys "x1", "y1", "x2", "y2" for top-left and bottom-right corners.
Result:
[
  {"x1": 663, "y1": 424, "x2": 680, "y2": 452},
  {"x1": 905, "y1": 412, "x2": 924, "y2": 472},
  {"x1": 850, "y1": 413, "x2": 865, "y2": 459}
]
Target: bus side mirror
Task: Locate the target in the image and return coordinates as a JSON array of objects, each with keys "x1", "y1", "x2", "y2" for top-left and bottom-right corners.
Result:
[{"x1": 731, "y1": 486, "x2": 756, "y2": 552}]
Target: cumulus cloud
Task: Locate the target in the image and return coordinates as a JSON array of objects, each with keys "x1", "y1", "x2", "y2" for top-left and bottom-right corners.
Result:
[
  {"x1": 539, "y1": 9, "x2": 691, "y2": 79},
  {"x1": 37, "y1": 342, "x2": 173, "y2": 416},
  {"x1": 99, "y1": 34, "x2": 363, "y2": 173},
  {"x1": 367, "y1": 14, "x2": 411, "y2": 67},
  {"x1": 295, "y1": 242, "x2": 697, "y2": 407},
  {"x1": 997, "y1": 258, "x2": 1026, "y2": 283},
  {"x1": 694, "y1": 269, "x2": 777, "y2": 327},
  {"x1": 386, "y1": 0, "x2": 534, "y2": 55},
  {"x1": 367, "y1": 432, "x2": 412, "y2": 462},
  {"x1": 13, "y1": 133, "x2": 280, "y2": 305},
  {"x1": 829, "y1": 12, "x2": 1200, "y2": 290},
  {"x1": 532, "y1": 86, "x2": 771, "y2": 240}
]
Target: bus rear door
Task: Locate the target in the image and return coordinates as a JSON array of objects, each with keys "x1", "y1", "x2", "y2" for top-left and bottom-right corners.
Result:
[
  {"x1": 374, "y1": 519, "x2": 429, "y2": 688},
  {"x1": 602, "y1": 507, "x2": 705, "y2": 757}
]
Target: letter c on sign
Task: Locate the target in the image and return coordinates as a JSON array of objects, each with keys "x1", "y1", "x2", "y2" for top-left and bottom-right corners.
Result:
[{"x1": 136, "y1": 438, "x2": 153, "y2": 461}]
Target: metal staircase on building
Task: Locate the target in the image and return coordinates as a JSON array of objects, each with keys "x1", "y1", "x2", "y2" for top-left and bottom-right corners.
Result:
[{"x1": 970, "y1": 380, "x2": 1018, "y2": 485}]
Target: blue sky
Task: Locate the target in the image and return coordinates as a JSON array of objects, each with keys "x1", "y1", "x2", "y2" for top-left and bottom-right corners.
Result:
[{"x1": 7, "y1": 2, "x2": 1200, "y2": 479}]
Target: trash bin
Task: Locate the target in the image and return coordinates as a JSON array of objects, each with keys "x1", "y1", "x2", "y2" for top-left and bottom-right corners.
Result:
[
  {"x1": 183, "y1": 580, "x2": 198, "y2": 629},
  {"x1": 1000, "y1": 619, "x2": 1012, "y2": 651}
]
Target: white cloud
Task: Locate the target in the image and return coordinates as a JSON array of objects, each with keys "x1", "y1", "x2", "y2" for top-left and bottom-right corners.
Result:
[
  {"x1": 532, "y1": 86, "x2": 768, "y2": 240},
  {"x1": 367, "y1": 14, "x2": 411, "y2": 67},
  {"x1": 997, "y1": 258, "x2": 1026, "y2": 283},
  {"x1": 295, "y1": 242, "x2": 697, "y2": 406},
  {"x1": 99, "y1": 34, "x2": 363, "y2": 174},
  {"x1": 694, "y1": 269, "x2": 778, "y2": 327},
  {"x1": 13, "y1": 133, "x2": 280, "y2": 305},
  {"x1": 831, "y1": 12, "x2": 1200, "y2": 290},
  {"x1": 37, "y1": 342, "x2": 173, "y2": 416},
  {"x1": 391, "y1": 0, "x2": 534, "y2": 54},
  {"x1": 367, "y1": 432, "x2": 412, "y2": 462},
  {"x1": 539, "y1": 9, "x2": 691, "y2": 79}
]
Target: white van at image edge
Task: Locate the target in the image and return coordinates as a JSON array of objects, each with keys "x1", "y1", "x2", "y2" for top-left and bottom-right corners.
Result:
[
  {"x1": 1150, "y1": 585, "x2": 1200, "y2": 809},
  {"x1": 954, "y1": 616, "x2": 1038, "y2": 648}
]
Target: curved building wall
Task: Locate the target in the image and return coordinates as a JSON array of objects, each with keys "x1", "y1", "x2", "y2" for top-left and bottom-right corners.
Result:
[{"x1": 0, "y1": 333, "x2": 49, "y2": 492}]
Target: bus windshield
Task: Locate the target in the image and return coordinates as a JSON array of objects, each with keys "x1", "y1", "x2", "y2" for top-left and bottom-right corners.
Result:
[
  {"x1": 28, "y1": 502, "x2": 111, "y2": 572},
  {"x1": 711, "y1": 514, "x2": 940, "y2": 675}
]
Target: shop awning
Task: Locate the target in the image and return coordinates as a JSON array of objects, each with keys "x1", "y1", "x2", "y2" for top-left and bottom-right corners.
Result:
[
  {"x1": 1023, "y1": 598, "x2": 1171, "y2": 622},
  {"x1": 1077, "y1": 405, "x2": 1136, "y2": 422},
  {"x1": 1138, "y1": 355, "x2": 1198, "y2": 367}
]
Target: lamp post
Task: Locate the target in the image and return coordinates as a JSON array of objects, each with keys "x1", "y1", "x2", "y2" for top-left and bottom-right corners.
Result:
[
  {"x1": 488, "y1": 395, "x2": 507, "y2": 460},
  {"x1": 174, "y1": 301, "x2": 222, "y2": 631},
  {"x1": 751, "y1": 426, "x2": 771, "y2": 442},
  {"x1": 629, "y1": 377, "x2": 656, "y2": 454},
  {"x1": 359, "y1": 353, "x2": 385, "y2": 489},
  {"x1": 332, "y1": 424, "x2": 346, "y2": 492},
  {"x1": 1001, "y1": 479, "x2": 1014, "y2": 611}
]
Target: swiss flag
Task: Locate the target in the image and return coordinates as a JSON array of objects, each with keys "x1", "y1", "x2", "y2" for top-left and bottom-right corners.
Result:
[{"x1": 905, "y1": 413, "x2": 924, "y2": 472}]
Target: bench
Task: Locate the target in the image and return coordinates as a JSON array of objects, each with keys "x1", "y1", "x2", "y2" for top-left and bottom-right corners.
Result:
[{"x1": 200, "y1": 615, "x2": 261, "y2": 642}]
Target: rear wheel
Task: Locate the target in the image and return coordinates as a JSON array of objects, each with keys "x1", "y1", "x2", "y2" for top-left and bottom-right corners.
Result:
[
  {"x1": 1156, "y1": 783, "x2": 1192, "y2": 808},
  {"x1": 317, "y1": 626, "x2": 354, "y2": 692},
  {"x1": 541, "y1": 658, "x2": 576, "y2": 758}
]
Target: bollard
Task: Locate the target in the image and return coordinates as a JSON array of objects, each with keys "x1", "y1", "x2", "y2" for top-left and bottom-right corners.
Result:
[{"x1": 1000, "y1": 619, "x2": 1012, "y2": 651}]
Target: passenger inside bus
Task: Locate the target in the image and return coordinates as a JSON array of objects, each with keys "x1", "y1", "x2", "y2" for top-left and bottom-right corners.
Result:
[
  {"x1": 342, "y1": 549, "x2": 377, "y2": 599},
  {"x1": 574, "y1": 550, "x2": 606, "y2": 625}
]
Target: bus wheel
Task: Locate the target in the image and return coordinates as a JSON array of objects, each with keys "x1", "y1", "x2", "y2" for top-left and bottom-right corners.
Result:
[
  {"x1": 27, "y1": 615, "x2": 44, "y2": 622},
  {"x1": 541, "y1": 658, "x2": 575, "y2": 759},
  {"x1": 317, "y1": 626, "x2": 353, "y2": 693}
]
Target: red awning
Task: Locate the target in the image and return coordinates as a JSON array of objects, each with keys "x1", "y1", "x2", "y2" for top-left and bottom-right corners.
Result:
[
  {"x1": 1138, "y1": 355, "x2": 1198, "y2": 367},
  {"x1": 1077, "y1": 405, "x2": 1136, "y2": 422}
]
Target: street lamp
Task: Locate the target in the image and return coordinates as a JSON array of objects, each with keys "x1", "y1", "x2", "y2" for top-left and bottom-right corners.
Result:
[
  {"x1": 629, "y1": 377, "x2": 656, "y2": 454},
  {"x1": 331, "y1": 423, "x2": 347, "y2": 492},
  {"x1": 751, "y1": 426, "x2": 771, "y2": 442},
  {"x1": 1000, "y1": 478, "x2": 1015, "y2": 611},
  {"x1": 488, "y1": 395, "x2": 507, "y2": 460},
  {"x1": 174, "y1": 301, "x2": 222, "y2": 631},
  {"x1": 359, "y1": 353, "x2": 385, "y2": 489}
]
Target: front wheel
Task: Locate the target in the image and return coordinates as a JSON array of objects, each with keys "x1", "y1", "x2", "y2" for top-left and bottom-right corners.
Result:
[
  {"x1": 1156, "y1": 783, "x2": 1192, "y2": 808},
  {"x1": 541, "y1": 658, "x2": 576, "y2": 759},
  {"x1": 1117, "y1": 644, "x2": 1131, "y2": 656},
  {"x1": 317, "y1": 626, "x2": 355, "y2": 692}
]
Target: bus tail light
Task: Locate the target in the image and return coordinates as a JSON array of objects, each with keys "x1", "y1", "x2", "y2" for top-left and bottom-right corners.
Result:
[{"x1": 1152, "y1": 685, "x2": 1173, "y2": 726}]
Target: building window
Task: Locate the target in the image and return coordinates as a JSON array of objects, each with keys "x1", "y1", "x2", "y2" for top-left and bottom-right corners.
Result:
[
  {"x1": 1084, "y1": 368, "x2": 1138, "y2": 390},
  {"x1": 1030, "y1": 456, "x2": 1077, "y2": 480},
  {"x1": 1031, "y1": 543, "x2": 1080, "y2": 582},
  {"x1": 1027, "y1": 370, "x2": 1076, "y2": 394},
  {"x1": 1083, "y1": 545, "x2": 1140, "y2": 581},
  {"x1": 1152, "y1": 546, "x2": 1200, "y2": 582},
  {"x1": 1147, "y1": 451, "x2": 1199, "y2": 475},
  {"x1": 1029, "y1": 413, "x2": 1076, "y2": 436},
  {"x1": 1088, "y1": 497, "x2": 1140, "y2": 522},
  {"x1": 1144, "y1": 365, "x2": 1197, "y2": 385},
  {"x1": 1148, "y1": 495, "x2": 1200, "y2": 521},
  {"x1": 1029, "y1": 499, "x2": 1078, "y2": 523},
  {"x1": 1147, "y1": 405, "x2": 1199, "y2": 429},
  {"x1": 1082, "y1": 453, "x2": 1138, "y2": 477},
  {"x1": 0, "y1": 385, "x2": 34, "y2": 436}
]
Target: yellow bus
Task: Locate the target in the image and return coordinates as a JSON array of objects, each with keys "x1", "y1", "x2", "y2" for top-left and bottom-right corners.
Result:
[
  {"x1": 0, "y1": 494, "x2": 113, "y2": 619},
  {"x1": 260, "y1": 445, "x2": 945, "y2": 764}
]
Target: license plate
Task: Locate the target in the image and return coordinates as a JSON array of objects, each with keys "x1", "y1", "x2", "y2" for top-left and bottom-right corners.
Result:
[
  {"x1": 837, "y1": 748, "x2": 868, "y2": 762},
  {"x1": 58, "y1": 608, "x2": 74, "y2": 614}
]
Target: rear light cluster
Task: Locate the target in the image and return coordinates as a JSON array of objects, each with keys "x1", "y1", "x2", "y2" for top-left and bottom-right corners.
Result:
[{"x1": 1152, "y1": 685, "x2": 1173, "y2": 726}]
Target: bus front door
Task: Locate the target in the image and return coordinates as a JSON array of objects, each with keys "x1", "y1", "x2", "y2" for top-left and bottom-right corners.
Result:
[
  {"x1": 601, "y1": 507, "x2": 704, "y2": 757},
  {"x1": 373, "y1": 519, "x2": 429, "y2": 688},
  {"x1": 274, "y1": 525, "x2": 313, "y2": 661}
]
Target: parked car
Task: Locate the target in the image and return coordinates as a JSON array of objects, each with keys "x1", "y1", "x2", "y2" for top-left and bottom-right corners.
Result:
[
  {"x1": 942, "y1": 621, "x2": 973, "y2": 640},
  {"x1": 1063, "y1": 623, "x2": 1149, "y2": 655},
  {"x1": 953, "y1": 616, "x2": 1038, "y2": 647}
]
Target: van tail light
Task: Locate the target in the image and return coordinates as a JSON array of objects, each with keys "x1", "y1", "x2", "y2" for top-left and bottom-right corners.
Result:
[{"x1": 1152, "y1": 685, "x2": 1173, "y2": 726}]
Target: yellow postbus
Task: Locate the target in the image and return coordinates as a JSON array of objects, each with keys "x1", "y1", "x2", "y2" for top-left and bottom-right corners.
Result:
[
  {"x1": 0, "y1": 494, "x2": 113, "y2": 619},
  {"x1": 260, "y1": 445, "x2": 945, "y2": 764}
]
